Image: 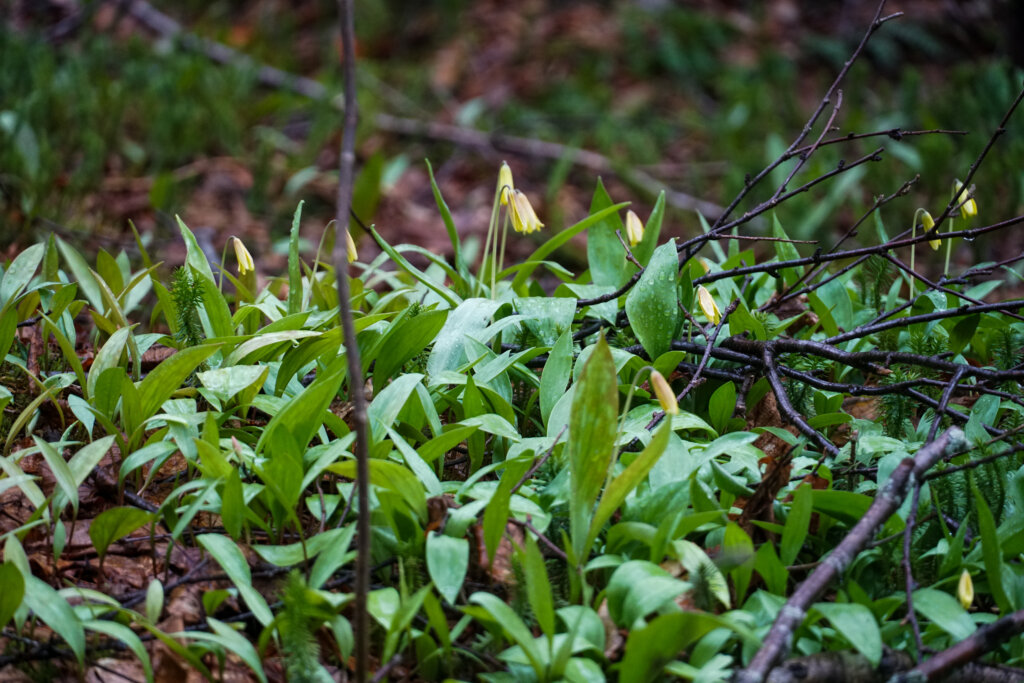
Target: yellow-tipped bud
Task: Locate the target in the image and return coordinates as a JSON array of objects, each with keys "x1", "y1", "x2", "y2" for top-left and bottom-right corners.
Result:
[
  {"x1": 650, "y1": 370, "x2": 678, "y2": 415},
  {"x1": 696, "y1": 285, "x2": 722, "y2": 325},
  {"x1": 957, "y1": 569, "x2": 974, "y2": 610},
  {"x1": 345, "y1": 229, "x2": 358, "y2": 263},
  {"x1": 498, "y1": 162, "x2": 515, "y2": 206},
  {"x1": 954, "y1": 180, "x2": 978, "y2": 219},
  {"x1": 509, "y1": 190, "x2": 544, "y2": 234},
  {"x1": 232, "y1": 237, "x2": 255, "y2": 275},
  {"x1": 625, "y1": 210, "x2": 644, "y2": 247},
  {"x1": 921, "y1": 210, "x2": 940, "y2": 250}
]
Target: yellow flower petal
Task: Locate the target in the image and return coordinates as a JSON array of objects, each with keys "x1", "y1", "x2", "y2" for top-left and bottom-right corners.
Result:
[
  {"x1": 232, "y1": 237, "x2": 255, "y2": 275},
  {"x1": 696, "y1": 285, "x2": 721, "y2": 325},
  {"x1": 650, "y1": 370, "x2": 678, "y2": 415},
  {"x1": 345, "y1": 229, "x2": 358, "y2": 263},
  {"x1": 626, "y1": 210, "x2": 644, "y2": 247},
  {"x1": 957, "y1": 569, "x2": 974, "y2": 610},
  {"x1": 953, "y1": 180, "x2": 978, "y2": 219},
  {"x1": 509, "y1": 190, "x2": 544, "y2": 234},
  {"x1": 498, "y1": 162, "x2": 515, "y2": 206},
  {"x1": 921, "y1": 210, "x2": 941, "y2": 250}
]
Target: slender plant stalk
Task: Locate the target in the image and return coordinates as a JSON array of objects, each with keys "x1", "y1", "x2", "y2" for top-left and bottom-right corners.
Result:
[{"x1": 333, "y1": 1, "x2": 370, "y2": 681}]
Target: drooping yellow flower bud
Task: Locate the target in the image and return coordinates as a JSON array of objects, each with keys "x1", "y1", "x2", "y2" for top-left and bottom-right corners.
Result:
[
  {"x1": 508, "y1": 190, "x2": 544, "y2": 234},
  {"x1": 625, "y1": 210, "x2": 644, "y2": 247},
  {"x1": 954, "y1": 180, "x2": 978, "y2": 219},
  {"x1": 345, "y1": 229, "x2": 358, "y2": 263},
  {"x1": 698, "y1": 258, "x2": 711, "y2": 274},
  {"x1": 957, "y1": 569, "x2": 974, "y2": 610},
  {"x1": 498, "y1": 162, "x2": 515, "y2": 206},
  {"x1": 921, "y1": 210, "x2": 940, "y2": 250},
  {"x1": 232, "y1": 237, "x2": 255, "y2": 275},
  {"x1": 650, "y1": 370, "x2": 678, "y2": 415},
  {"x1": 696, "y1": 285, "x2": 721, "y2": 325}
]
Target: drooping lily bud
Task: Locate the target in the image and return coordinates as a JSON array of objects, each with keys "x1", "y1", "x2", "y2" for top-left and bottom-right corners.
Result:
[
  {"x1": 921, "y1": 210, "x2": 940, "y2": 250},
  {"x1": 626, "y1": 210, "x2": 644, "y2": 247},
  {"x1": 498, "y1": 162, "x2": 515, "y2": 206},
  {"x1": 957, "y1": 569, "x2": 974, "y2": 610},
  {"x1": 696, "y1": 285, "x2": 722, "y2": 325},
  {"x1": 650, "y1": 370, "x2": 678, "y2": 415},
  {"x1": 509, "y1": 190, "x2": 544, "y2": 234},
  {"x1": 232, "y1": 237, "x2": 255, "y2": 275},
  {"x1": 953, "y1": 180, "x2": 978, "y2": 219},
  {"x1": 345, "y1": 229, "x2": 358, "y2": 263}
]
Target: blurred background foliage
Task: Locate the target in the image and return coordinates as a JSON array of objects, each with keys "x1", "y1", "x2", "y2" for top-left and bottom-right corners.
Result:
[{"x1": 2, "y1": 0, "x2": 1023, "y2": 274}]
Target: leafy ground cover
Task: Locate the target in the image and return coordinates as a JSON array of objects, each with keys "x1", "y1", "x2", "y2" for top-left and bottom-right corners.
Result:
[{"x1": 4, "y1": 1, "x2": 1024, "y2": 682}]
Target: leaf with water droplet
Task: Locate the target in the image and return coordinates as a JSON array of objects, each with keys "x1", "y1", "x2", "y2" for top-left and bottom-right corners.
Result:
[{"x1": 626, "y1": 238, "x2": 681, "y2": 360}]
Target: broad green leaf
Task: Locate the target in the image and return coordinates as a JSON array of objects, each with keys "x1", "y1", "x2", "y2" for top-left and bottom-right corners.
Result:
[
  {"x1": 427, "y1": 531, "x2": 470, "y2": 606},
  {"x1": 23, "y1": 574, "x2": 85, "y2": 665},
  {"x1": 137, "y1": 343, "x2": 221, "y2": 421},
  {"x1": 55, "y1": 236, "x2": 104, "y2": 310},
  {"x1": 780, "y1": 483, "x2": 812, "y2": 566},
  {"x1": 708, "y1": 381, "x2": 736, "y2": 435},
  {"x1": 288, "y1": 201, "x2": 303, "y2": 315},
  {"x1": 618, "y1": 611, "x2": 720, "y2": 683},
  {"x1": 540, "y1": 330, "x2": 573, "y2": 428},
  {"x1": 258, "y1": 354, "x2": 347, "y2": 510},
  {"x1": 85, "y1": 619, "x2": 154, "y2": 683},
  {"x1": 34, "y1": 437, "x2": 79, "y2": 515},
  {"x1": 468, "y1": 592, "x2": 544, "y2": 677},
  {"x1": 87, "y1": 325, "x2": 132, "y2": 400},
  {"x1": 586, "y1": 178, "x2": 631, "y2": 288},
  {"x1": 367, "y1": 372, "x2": 424, "y2": 442},
  {"x1": 329, "y1": 458, "x2": 427, "y2": 523},
  {"x1": 482, "y1": 457, "x2": 531, "y2": 563},
  {"x1": 972, "y1": 475, "x2": 1011, "y2": 612},
  {"x1": 89, "y1": 507, "x2": 152, "y2": 563},
  {"x1": 0, "y1": 242, "x2": 43, "y2": 306},
  {"x1": 514, "y1": 296, "x2": 576, "y2": 346},
  {"x1": 814, "y1": 602, "x2": 882, "y2": 667},
  {"x1": 197, "y1": 534, "x2": 273, "y2": 626},
  {"x1": 0, "y1": 563, "x2": 24, "y2": 627},
  {"x1": 426, "y1": 298, "x2": 502, "y2": 376},
  {"x1": 625, "y1": 239, "x2": 681, "y2": 361},
  {"x1": 588, "y1": 422, "x2": 670, "y2": 551},
  {"x1": 568, "y1": 336, "x2": 618, "y2": 561},
  {"x1": 207, "y1": 618, "x2": 269, "y2": 683},
  {"x1": 912, "y1": 588, "x2": 976, "y2": 641},
  {"x1": 521, "y1": 534, "x2": 555, "y2": 638}
]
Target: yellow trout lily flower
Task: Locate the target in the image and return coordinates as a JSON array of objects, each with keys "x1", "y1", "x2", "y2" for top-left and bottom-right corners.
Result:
[
  {"x1": 498, "y1": 162, "x2": 515, "y2": 206},
  {"x1": 696, "y1": 285, "x2": 721, "y2": 325},
  {"x1": 232, "y1": 237, "x2": 255, "y2": 275},
  {"x1": 922, "y1": 210, "x2": 940, "y2": 250},
  {"x1": 650, "y1": 370, "x2": 678, "y2": 415},
  {"x1": 953, "y1": 180, "x2": 978, "y2": 219},
  {"x1": 508, "y1": 190, "x2": 544, "y2": 234},
  {"x1": 626, "y1": 210, "x2": 644, "y2": 247},
  {"x1": 957, "y1": 569, "x2": 974, "y2": 610},
  {"x1": 345, "y1": 229, "x2": 358, "y2": 263}
]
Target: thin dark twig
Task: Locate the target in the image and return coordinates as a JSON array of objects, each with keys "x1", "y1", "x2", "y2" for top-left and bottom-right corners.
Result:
[
  {"x1": 735, "y1": 428, "x2": 967, "y2": 683},
  {"x1": 710, "y1": 0, "x2": 898, "y2": 231},
  {"x1": 762, "y1": 342, "x2": 839, "y2": 460},
  {"x1": 615, "y1": 230, "x2": 643, "y2": 269},
  {"x1": 333, "y1": 2, "x2": 370, "y2": 681},
  {"x1": 770, "y1": 89, "x2": 844, "y2": 202}
]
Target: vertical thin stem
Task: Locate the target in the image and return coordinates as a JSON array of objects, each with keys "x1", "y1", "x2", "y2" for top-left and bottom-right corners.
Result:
[{"x1": 334, "y1": 1, "x2": 370, "y2": 681}]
